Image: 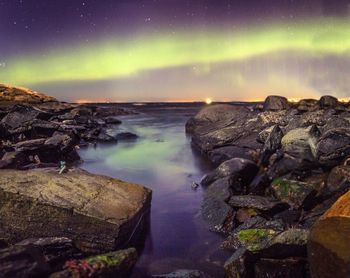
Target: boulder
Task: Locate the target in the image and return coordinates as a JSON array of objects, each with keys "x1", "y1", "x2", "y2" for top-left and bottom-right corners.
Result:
[
  {"x1": 224, "y1": 247, "x2": 256, "y2": 278},
  {"x1": 0, "y1": 168, "x2": 152, "y2": 253},
  {"x1": 201, "y1": 178, "x2": 235, "y2": 233},
  {"x1": 115, "y1": 132, "x2": 138, "y2": 141},
  {"x1": 308, "y1": 190, "x2": 350, "y2": 278},
  {"x1": 271, "y1": 176, "x2": 324, "y2": 209},
  {"x1": 263, "y1": 96, "x2": 289, "y2": 111},
  {"x1": 0, "y1": 245, "x2": 51, "y2": 278},
  {"x1": 281, "y1": 125, "x2": 320, "y2": 162},
  {"x1": 200, "y1": 158, "x2": 259, "y2": 192},
  {"x1": 208, "y1": 146, "x2": 255, "y2": 165},
  {"x1": 228, "y1": 195, "x2": 289, "y2": 216},
  {"x1": 254, "y1": 257, "x2": 308, "y2": 278},
  {"x1": 317, "y1": 128, "x2": 350, "y2": 167},
  {"x1": 50, "y1": 248, "x2": 138, "y2": 278},
  {"x1": 319, "y1": 95, "x2": 339, "y2": 109},
  {"x1": 296, "y1": 99, "x2": 319, "y2": 112},
  {"x1": 1, "y1": 104, "x2": 51, "y2": 130},
  {"x1": 104, "y1": 117, "x2": 122, "y2": 125},
  {"x1": 0, "y1": 151, "x2": 27, "y2": 169},
  {"x1": 260, "y1": 125, "x2": 283, "y2": 165}
]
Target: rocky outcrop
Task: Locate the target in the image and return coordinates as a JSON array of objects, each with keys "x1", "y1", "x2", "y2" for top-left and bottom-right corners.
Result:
[
  {"x1": 0, "y1": 168, "x2": 152, "y2": 253},
  {"x1": 187, "y1": 95, "x2": 350, "y2": 278},
  {"x1": 308, "y1": 189, "x2": 350, "y2": 278},
  {"x1": 0, "y1": 84, "x2": 57, "y2": 103}
]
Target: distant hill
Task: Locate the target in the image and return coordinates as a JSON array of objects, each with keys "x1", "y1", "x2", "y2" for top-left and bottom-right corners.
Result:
[{"x1": 0, "y1": 84, "x2": 57, "y2": 103}]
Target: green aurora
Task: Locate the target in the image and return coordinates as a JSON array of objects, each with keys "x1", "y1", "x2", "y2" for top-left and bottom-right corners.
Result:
[{"x1": 2, "y1": 18, "x2": 350, "y2": 88}]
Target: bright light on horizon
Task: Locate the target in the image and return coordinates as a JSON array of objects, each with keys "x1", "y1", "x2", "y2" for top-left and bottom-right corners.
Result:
[{"x1": 205, "y1": 98, "x2": 213, "y2": 104}]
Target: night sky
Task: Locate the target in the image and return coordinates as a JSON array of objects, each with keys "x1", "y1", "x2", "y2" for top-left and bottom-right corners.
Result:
[{"x1": 1, "y1": 0, "x2": 350, "y2": 102}]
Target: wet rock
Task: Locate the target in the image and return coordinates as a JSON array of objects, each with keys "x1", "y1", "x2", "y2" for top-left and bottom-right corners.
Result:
[
  {"x1": 254, "y1": 257, "x2": 308, "y2": 278},
  {"x1": 16, "y1": 237, "x2": 82, "y2": 269},
  {"x1": 319, "y1": 95, "x2": 339, "y2": 109},
  {"x1": 308, "y1": 190, "x2": 350, "y2": 278},
  {"x1": 200, "y1": 158, "x2": 259, "y2": 192},
  {"x1": 228, "y1": 195, "x2": 289, "y2": 216},
  {"x1": 224, "y1": 247, "x2": 256, "y2": 278},
  {"x1": 104, "y1": 117, "x2": 122, "y2": 125},
  {"x1": 0, "y1": 168, "x2": 152, "y2": 253},
  {"x1": 226, "y1": 228, "x2": 278, "y2": 252},
  {"x1": 263, "y1": 96, "x2": 289, "y2": 111},
  {"x1": 152, "y1": 269, "x2": 213, "y2": 278},
  {"x1": 0, "y1": 245, "x2": 51, "y2": 278},
  {"x1": 201, "y1": 178, "x2": 235, "y2": 233},
  {"x1": 317, "y1": 128, "x2": 350, "y2": 167},
  {"x1": 115, "y1": 132, "x2": 138, "y2": 140},
  {"x1": 222, "y1": 217, "x2": 284, "y2": 250},
  {"x1": 208, "y1": 146, "x2": 255, "y2": 165},
  {"x1": 50, "y1": 248, "x2": 138, "y2": 278}
]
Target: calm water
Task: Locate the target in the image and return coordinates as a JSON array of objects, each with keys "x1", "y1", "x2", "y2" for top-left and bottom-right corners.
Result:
[{"x1": 79, "y1": 103, "x2": 229, "y2": 277}]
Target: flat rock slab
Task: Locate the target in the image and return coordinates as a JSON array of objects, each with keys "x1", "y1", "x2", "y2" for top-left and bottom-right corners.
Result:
[{"x1": 0, "y1": 168, "x2": 152, "y2": 253}]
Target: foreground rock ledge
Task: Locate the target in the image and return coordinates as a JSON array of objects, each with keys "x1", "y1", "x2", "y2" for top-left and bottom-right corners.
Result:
[{"x1": 0, "y1": 168, "x2": 152, "y2": 253}]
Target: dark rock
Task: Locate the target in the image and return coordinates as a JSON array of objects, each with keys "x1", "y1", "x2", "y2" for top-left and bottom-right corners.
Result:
[
  {"x1": 104, "y1": 117, "x2": 122, "y2": 125},
  {"x1": 201, "y1": 178, "x2": 235, "y2": 233},
  {"x1": 258, "y1": 229, "x2": 309, "y2": 259},
  {"x1": 248, "y1": 173, "x2": 272, "y2": 195},
  {"x1": 263, "y1": 96, "x2": 289, "y2": 111},
  {"x1": 260, "y1": 125, "x2": 283, "y2": 165},
  {"x1": 0, "y1": 245, "x2": 51, "y2": 278},
  {"x1": 224, "y1": 247, "x2": 256, "y2": 278},
  {"x1": 317, "y1": 128, "x2": 350, "y2": 167},
  {"x1": 0, "y1": 151, "x2": 27, "y2": 169},
  {"x1": 228, "y1": 195, "x2": 289, "y2": 216},
  {"x1": 201, "y1": 158, "x2": 259, "y2": 192},
  {"x1": 254, "y1": 257, "x2": 308, "y2": 278},
  {"x1": 115, "y1": 132, "x2": 138, "y2": 140},
  {"x1": 50, "y1": 248, "x2": 138, "y2": 278},
  {"x1": 152, "y1": 269, "x2": 213, "y2": 278},
  {"x1": 325, "y1": 165, "x2": 350, "y2": 196},
  {"x1": 319, "y1": 95, "x2": 339, "y2": 109},
  {"x1": 271, "y1": 177, "x2": 323, "y2": 209},
  {"x1": 208, "y1": 146, "x2": 255, "y2": 165},
  {"x1": 1, "y1": 104, "x2": 51, "y2": 130},
  {"x1": 273, "y1": 209, "x2": 301, "y2": 227},
  {"x1": 296, "y1": 99, "x2": 319, "y2": 112},
  {"x1": 16, "y1": 237, "x2": 82, "y2": 269}
]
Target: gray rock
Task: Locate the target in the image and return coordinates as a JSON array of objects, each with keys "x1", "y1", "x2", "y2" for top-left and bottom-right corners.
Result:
[
  {"x1": 319, "y1": 95, "x2": 339, "y2": 109},
  {"x1": 263, "y1": 96, "x2": 289, "y2": 111}
]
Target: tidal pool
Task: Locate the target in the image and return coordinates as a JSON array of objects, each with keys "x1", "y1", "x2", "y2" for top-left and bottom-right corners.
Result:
[{"x1": 79, "y1": 103, "x2": 230, "y2": 277}]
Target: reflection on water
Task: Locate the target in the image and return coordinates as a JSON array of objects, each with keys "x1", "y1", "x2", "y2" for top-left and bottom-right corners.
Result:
[{"x1": 79, "y1": 104, "x2": 230, "y2": 277}]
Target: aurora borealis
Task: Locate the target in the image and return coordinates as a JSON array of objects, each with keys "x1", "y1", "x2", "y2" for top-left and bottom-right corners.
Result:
[{"x1": 1, "y1": 0, "x2": 350, "y2": 102}]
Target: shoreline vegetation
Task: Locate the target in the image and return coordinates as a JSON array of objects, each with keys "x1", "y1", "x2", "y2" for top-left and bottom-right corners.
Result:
[{"x1": 0, "y1": 84, "x2": 349, "y2": 277}]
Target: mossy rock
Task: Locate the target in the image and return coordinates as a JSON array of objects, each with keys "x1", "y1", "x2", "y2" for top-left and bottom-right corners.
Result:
[
  {"x1": 271, "y1": 177, "x2": 317, "y2": 209},
  {"x1": 236, "y1": 229, "x2": 277, "y2": 252}
]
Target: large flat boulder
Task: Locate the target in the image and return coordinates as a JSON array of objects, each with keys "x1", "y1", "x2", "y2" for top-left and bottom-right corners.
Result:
[{"x1": 0, "y1": 168, "x2": 152, "y2": 253}]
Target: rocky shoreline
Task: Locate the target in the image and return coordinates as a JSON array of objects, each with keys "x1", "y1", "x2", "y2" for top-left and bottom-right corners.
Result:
[
  {"x1": 0, "y1": 84, "x2": 151, "y2": 277},
  {"x1": 186, "y1": 95, "x2": 350, "y2": 277}
]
